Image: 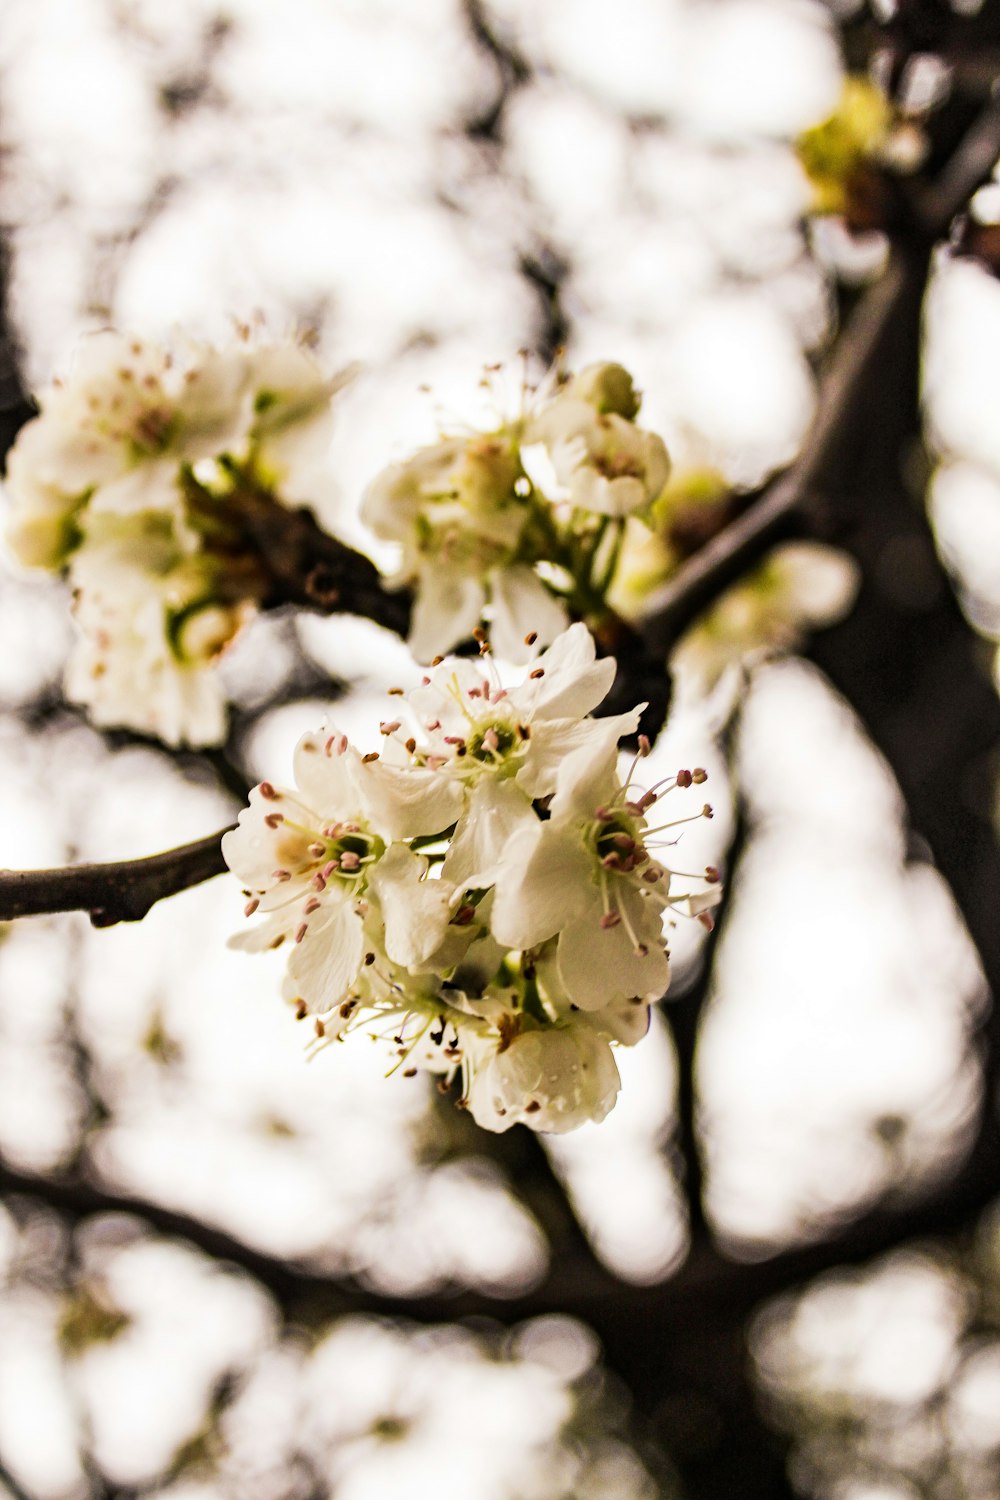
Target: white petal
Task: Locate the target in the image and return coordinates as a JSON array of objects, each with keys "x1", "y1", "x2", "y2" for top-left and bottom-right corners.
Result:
[
  {"x1": 487, "y1": 565, "x2": 568, "y2": 664},
  {"x1": 358, "y1": 757, "x2": 465, "y2": 840},
  {"x1": 518, "y1": 622, "x2": 616, "y2": 721},
  {"x1": 369, "y1": 845, "x2": 456, "y2": 968},
  {"x1": 517, "y1": 709, "x2": 641, "y2": 799},
  {"x1": 557, "y1": 902, "x2": 669, "y2": 1009},
  {"x1": 490, "y1": 819, "x2": 592, "y2": 950},
  {"x1": 443, "y1": 779, "x2": 535, "y2": 889},
  {"x1": 286, "y1": 898, "x2": 365, "y2": 1011},
  {"x1": 292, "y1": 730, "x2": 359, "y2": 811},
  {"x1": 408, "y1": 570, "x2": 485, "y2": 662}
]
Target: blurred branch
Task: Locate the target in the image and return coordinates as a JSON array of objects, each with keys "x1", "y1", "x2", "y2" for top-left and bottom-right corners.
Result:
[
  {"x1": 644, "y1": 84, "x2": 1000, "y2": 660},
  {"x1": 0, "y1": 829, "x2": 230, "y2": 926}
]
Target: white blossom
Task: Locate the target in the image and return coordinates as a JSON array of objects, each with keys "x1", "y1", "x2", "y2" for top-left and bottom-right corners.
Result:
[
  {"x1": 527, "y1": 362, "x2": 670, "y2": 518},
  {"x1": 225, "y1": 625, "x2": 717, "y2": 1134},
  {"x1": 3, "y1": 329, "x2": 351, "y2": 745}
]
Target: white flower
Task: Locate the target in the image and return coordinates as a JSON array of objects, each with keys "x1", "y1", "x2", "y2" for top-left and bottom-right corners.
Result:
[
  {"x1": 466, "y1": 1022, "x2": 622, "y2": 1134},
  {"x1": 386, "y1": 622, "x2": 636, "y2": 801},
  {"x1": 671, "y1": 541, "x2": 861, "y2": 696},
  {"x1": 64, "y1": 513, "x2": 244, "y2": 747},
  {"x1": 527, "y1": 363, "x2": 670, "y2": 518},
  {"x1": 243, "y1": 344, "x2": 352, "y2": 502},
  {"x1": 362, "y1": 430, "x2": 558, "y2": 662},
  {"x1": 4, "y1": 333, "x2": 250, "y2": 569},
  {"x1": 223, "y1": 727, "x2": 470, "y2": 1013},
  {"x1": 489, "y1": 736, "x2": 676, "y2": 1010}
]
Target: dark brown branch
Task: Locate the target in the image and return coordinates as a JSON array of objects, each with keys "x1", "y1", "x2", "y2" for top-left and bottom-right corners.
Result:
[
  {"x1": 0, "y1": 830, "x2": 230, "y2": 926},
  {"x1": 643, "y1": 86, "x2": 1000, "y2": 659},
  {"x1": 227, "y1": 482, "x2": 413, "y2": 638}
]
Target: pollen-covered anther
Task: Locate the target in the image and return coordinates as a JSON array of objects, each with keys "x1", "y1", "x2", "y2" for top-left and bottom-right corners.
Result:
[
  {"x1": 692, "y1": 768, "x2": 708, "y2": 784},
  {"x1": 387, "y1": 686, "x2": 405, "y2": 697},
  {"x1": 702, "y1": 804, "x2": 714, "y2": 819}
]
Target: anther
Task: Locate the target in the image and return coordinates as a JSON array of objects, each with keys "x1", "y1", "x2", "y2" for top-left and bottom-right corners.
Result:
[
  {"x1": 473, "y1": 627, "x2": 487, "y2": 642},
  {"x1": 264, "y1": 813, "x2": 283, "y2": 829},
  {"x1": 705, "y1": 865, "x2": 720, "y2": 882},
  {"x1": 271, "y1": 869, "x2": 291, "y2": 882},
  {"x1": 387, "y1": 686, "x2": 404, "y2": 696},
  {"x1": 340, "y1": 851, "x2": 360, "y2": 871},
  {"x1": 362, "y1": 752, "x2": 380, "y2": 763},
  {"x1": 698, "y1": 911, "x2": 715, "y2": 931},
  {"x1": 702, "y1": 804, "x2": 714, "y2": 819},
  {"x1": 601, "y1": 912, "x2": 621, "y2": 929},
  {"x1": 638, "y1": 734, "x2": 651, "y2": 756},
  {"x1": 529, "y1": 668, "x2": 544, "y2": 679},
  {"x1": 314, "y1": 1018, "x2": 326, "y2": 1038},
  {"x1": 380, "y1": 720, "x2": 401, "y2": 735},
  {"x1": 405, "y1": 737, "x2": 417, "y2": 754},
  {"x1": 431, "y1": 655, "x2": 444, "y2": 666},
  {"x1": 523, "y1": 631, "x2": 537, "y2": 646},
  {"x1": 295, "y1": 922, "x2": 308, "y2": 943},
  {"x1": 295, "y1": 1000, "x2": 308, "y2": 1020},
  {"x1": 676, "y1": 769, "x2": 693, "y2": 789},
  {"x1": 692, "y1": 768, "x2": 708, "y2": 784},
  {"x1": 364, "y1": 952, "x2": 376, "y2": 966},
  {"x1": 303, "y1": 898, "x2": 321, "y2": 915},
  {"x1": 308, "y1": 842, "x2": 326, "y2": 857},
  {"x1": 259, "y1": 781, "x2": 279, "y2": 800},
  {"x1": 244, "y1": 898, "x2": 259, "y2": 917}
]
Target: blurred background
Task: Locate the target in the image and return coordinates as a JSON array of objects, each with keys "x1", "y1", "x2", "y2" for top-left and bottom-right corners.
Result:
[{"x1": 1, "y1": 0, "x2": 1000, "y2": 1496}]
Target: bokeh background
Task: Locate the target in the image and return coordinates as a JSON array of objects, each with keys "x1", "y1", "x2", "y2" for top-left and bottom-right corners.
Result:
[{"x1": 2, "y1": 1, "x2": 1000, "y2": 1497}]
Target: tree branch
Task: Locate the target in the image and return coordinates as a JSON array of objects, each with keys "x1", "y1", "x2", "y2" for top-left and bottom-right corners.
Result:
[
  {"x1": 643, "y1": 86, "x2": 1000, "y2": 659},
  {"x1": 0, "y1": 830, "x2": 230, "y2": 926}
]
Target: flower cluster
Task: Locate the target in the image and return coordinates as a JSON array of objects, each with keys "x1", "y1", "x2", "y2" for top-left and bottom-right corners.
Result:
[
  {"x1": 361, "y1": 362, "x2": 670, "y2": 664},
  {"x1": 224, "y1": 624, "x2": 719, "y2": 1133},
  {"x1": 3, "y1": 330, "x2": 346, "y2": 745}
]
